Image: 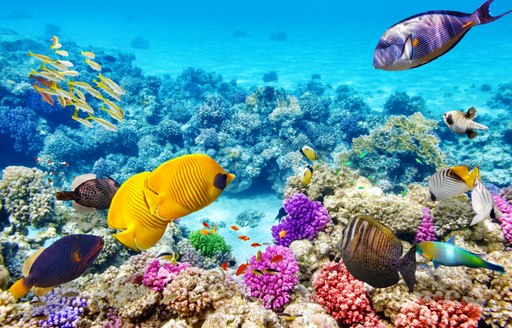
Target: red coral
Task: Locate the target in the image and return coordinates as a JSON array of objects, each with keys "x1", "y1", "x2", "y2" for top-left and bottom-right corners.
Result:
[
  {"x1": 395, "y1": 298, "x2": 482, "y2": 328},
  {"x1": 313, "y1": 261, "x2": 385, "y2": 328}
]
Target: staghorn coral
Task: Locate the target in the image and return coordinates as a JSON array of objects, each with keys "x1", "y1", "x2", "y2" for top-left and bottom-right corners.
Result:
[
  {"x1": 0, "y1": 166, "x2": 55, "y2": 232},
  {"x1": 313, "y1": 261, "x2": 385, "y2": 327},
  {"x1": 394, "y1": 297, "x2": 481, "y2": 328}
]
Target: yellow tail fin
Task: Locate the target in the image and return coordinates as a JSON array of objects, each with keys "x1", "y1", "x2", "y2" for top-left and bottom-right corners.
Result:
[{"x1": 8, "y1": 278, "x2": 31, "y2": 299}]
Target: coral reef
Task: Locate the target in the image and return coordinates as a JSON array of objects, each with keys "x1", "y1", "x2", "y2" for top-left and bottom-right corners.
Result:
[{"x1": 415, "y1": 207, "x2": 437, "y2": 242}]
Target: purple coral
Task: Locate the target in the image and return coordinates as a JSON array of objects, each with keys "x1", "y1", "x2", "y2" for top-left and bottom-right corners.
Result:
[
  {"x1": 29, "y1": 290, "x2": 87, "y2": 328},
  {"x1": 271, "y1": 193, "x2": 331, "y2": 247},
  {"x1": 142, "y1": 259, "x2": 191, "y2": 292},
  {"x1": 243, "y1": 245, "x2": 299, "y2": 311},
  {"x1": 415, "y1": 207, "x2": 437, "y2": 242},
  {"x1": 492, "y1": 195, "x2": 512, "y2": 244}
]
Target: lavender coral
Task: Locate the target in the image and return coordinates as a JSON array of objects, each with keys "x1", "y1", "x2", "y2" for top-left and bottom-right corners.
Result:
[
  {"x1": 492, "y1": 194, "x2": 512, "y2": 244},
  {"x1": 271, "y1": 193, "x2": 331, "y2": 247},
  {"x1": 28, "y1": 290, "x2": 87, "y2": 328},
  {"x1": 415, "y1": 207, "x2": 437, "y2": 242},
  {"x1": 243, "y1": 245, "x2": 299, "y2": 311}
]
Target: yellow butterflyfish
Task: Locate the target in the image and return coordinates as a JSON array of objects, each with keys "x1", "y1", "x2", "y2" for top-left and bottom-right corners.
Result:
[{"x1": 107, "y1": 154, "x2": 235, "y2": 251}]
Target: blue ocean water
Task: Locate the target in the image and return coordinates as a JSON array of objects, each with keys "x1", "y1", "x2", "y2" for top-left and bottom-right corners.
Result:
[{"x1": 0, "y1": 0, "x2": 512, "y2": 317}]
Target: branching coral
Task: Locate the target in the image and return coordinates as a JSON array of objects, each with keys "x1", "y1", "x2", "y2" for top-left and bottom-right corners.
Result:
[
  {"x1": 188, "y1": 229, "x2": 231, "y2": 257},
  {"x1": 313, "y1": 261, "x2": 385, "y2": 327},
  {"x1": 415, "y1": 207, "x2": 437, "y2": 242}
]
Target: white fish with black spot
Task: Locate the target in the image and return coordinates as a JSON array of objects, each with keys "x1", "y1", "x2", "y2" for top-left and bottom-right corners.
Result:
[
  {"x1": 470, "y1": 177, "x2": 502, "y2": 226},
  {"x1": 443, "y1": 107, "x2": 488, "y2": 139}
]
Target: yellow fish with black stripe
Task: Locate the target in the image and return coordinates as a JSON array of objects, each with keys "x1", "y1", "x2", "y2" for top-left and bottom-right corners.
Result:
[{"x1": 108, "y1": 154, "x2": 235, "y2": 251}]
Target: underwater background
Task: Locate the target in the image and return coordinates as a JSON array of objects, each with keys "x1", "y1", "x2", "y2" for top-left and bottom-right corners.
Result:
[{"x1": 1, "y1": 0, "x2": 512, "y2": 327}]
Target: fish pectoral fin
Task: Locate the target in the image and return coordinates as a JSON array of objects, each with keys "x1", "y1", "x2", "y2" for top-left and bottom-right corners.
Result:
[
  {"x1": 401, "y1": 34, "x2": 415, "y2": 60},
  {"x1": 432, "y1": 260, "x2": 441, "y2": 270},
  {"x1": 465, "y1": 106, "x2": 477, "y2": 119},
  {"x1": 446, "y1": 236, "x2": 456, "y2": 245},
  {"x1": 113, "y1": 221, "x2": 167, "y2": 251},
  {"x1": 470, "y1": 213, "x2": 485, "y2": 226}
]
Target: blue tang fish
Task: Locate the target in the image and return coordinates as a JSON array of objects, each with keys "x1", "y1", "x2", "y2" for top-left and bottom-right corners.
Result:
[
  {"x1": 373, "y1": 0, "x2": 511, "y2": 70},
  {"x1": 8, "y1": 234, "x2": 104, "y2": 299},
  {"x1": 417, "y1": 236, "x2": 504, "y2": 274}
]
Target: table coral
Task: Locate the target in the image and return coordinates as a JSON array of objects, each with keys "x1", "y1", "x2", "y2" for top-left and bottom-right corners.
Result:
[
  {"x1": 271, "y1": 193, "x2": 331, "y2": 247},
  {"x1": 313, "y1": 261, "x2": 385, "y2": 327},
  {"x1": 0, "y1": 166, "x2": 55, "y2": 231},
  {"x1": 394, "y1": 297, "x2": 481, "y2": 328},
  {"x1": 243, "y1": 245, "x2": 299, "y2": 311}
]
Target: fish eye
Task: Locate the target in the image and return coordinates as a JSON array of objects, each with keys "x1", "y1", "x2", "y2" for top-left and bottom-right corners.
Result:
[{"x1": 214, "y1": 173, "x2": 228, "y2": 190}]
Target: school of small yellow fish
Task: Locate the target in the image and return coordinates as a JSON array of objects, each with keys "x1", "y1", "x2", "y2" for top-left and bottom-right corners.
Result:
[{"x1": 28, "y1": 36, "x2": 125, "y2": 131}]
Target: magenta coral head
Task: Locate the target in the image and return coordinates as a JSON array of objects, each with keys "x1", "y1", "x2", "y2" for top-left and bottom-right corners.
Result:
[
  {"x1": 271, "y1": 193, "x2": 331, "y2": 247},
  {"x1": 142, "y1": 260, "x2": 191, "y2": 292},
  {"x1": 243, "y1": 245, "x2": 299, "y2": 311},
  {"x1": 415, "y1": 207, "x2": 437, "y2": 243},
  {"x1": 493, "y1": 194, "x2": 512, "y2": 244}
]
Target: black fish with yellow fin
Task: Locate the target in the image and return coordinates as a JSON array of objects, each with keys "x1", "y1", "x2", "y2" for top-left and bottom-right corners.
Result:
[
  {"x1": 56, "y1": 174, "x2": 120, "y2": 212},
  {"x1": 9, "y1": 234, "x2": 104, "y2": 299},
  {"x1": 337, "y1": 216, "x2": 417, "y2": 291}
]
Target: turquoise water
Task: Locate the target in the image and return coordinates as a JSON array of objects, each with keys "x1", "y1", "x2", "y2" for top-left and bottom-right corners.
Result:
[{"x1": 1, "y1": 1, "x2": 512, "y2": 326}]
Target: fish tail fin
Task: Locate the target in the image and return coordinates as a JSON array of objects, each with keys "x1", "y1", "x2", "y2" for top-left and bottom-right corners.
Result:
[
  {"x1": 471, "y1": 122, "x2": 489, "y2": 131},
  {"x1": 470, "y1": 213, "x2": 486, "y2": 226},
  {"x1": 8, "y1": 278, "x2": 31, "y2": 299},
  {"x1": 398, "y1": 244, "x2": 417, "y2": 292},
  {"x1": 484, "y1": 260, "x2": 505, "y2": 274},
  {"x1": 474, "y1": 0, "x2": 512, "y2": 25},
  {"x1": 55, "y1": 191, "x2": 75, "y2": 201}
]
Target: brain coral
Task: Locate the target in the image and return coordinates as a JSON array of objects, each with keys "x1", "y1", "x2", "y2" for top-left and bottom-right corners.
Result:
[{"x1": 0, "y1": 166, "x2": 55, "y2": 231}]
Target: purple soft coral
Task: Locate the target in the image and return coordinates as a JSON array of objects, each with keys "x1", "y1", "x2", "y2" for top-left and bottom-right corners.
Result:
[
  {"x1": 142, "y1": 259, "x2": 191, "y2": 292},
  {"x1": 415, "y1": 207, "x2": 437, "y2": 242},
  {"x1": 492, "y1": 195, "x2": 512, "y2": 244},
  {"x1": 243, "y1": 245, "x2": 299, "y2": 311},
  {"x1": 271, "y1": 193, "x2": 331, "y2": 247}
]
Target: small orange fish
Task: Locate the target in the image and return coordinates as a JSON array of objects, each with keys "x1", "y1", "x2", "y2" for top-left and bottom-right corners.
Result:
[
  {"x1": 200, "y1": 229, "x2": 210, "y2": 235},
  {"x1": 256, "y1": 250, "x2": 262, "y2": 262},
  {"x1": 238, "y1": 235, "x2": 250, "y2": 241},
  {"x1": 251, "y1": 269, "x2": 264, "y2": 276},
  {"x1": 251, "y1": 243, "x2": 261, "y2": 248},
  {"x1": 230, "y1": 225, "x2": 239, "y2": 231},
  {"x1": 221, "y1": 261, "x2": 228, "y2": 271},
  {"x1": 212, "y1": 225, "x2": 217, "y2": 234},
  {"x1": 279, "y1": 229, "x2": 287, "y2": 239},
  {"x1": 202, "y1": 222, "x2": 210, "y2": 228},
  {"x1": 271, "y1": 255, "x2": 284, "y2": 263},
  {"x1": 236, "y1": 263, "x2": 248, "y2": 276}
]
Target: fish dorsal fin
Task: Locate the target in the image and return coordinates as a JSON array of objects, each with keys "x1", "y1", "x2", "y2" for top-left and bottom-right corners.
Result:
[
  {"x1": 33, "y1": 286, "x2": 53, "y2": 297},
  {"x1": 465, "y1": 107, "x2": 477, "y2": 119},
  {"x1": 450, "y1": 166, "x2": 474, "y2": 188},
  {"x1": 71, "y1": 173, "x2": 97, "y2": 190},
  {"x1": 23, "y1": 247, "x2": 46, "y2": 276},
  {"x1": 467, "y1": 166, "x2": 481, "y2": 188},
  {"x1": 446, "y1": 236, "x2": 456, "y2": 245},
  {"x1": 401, "y1": 34, "x2": 414, "y2": 60}
]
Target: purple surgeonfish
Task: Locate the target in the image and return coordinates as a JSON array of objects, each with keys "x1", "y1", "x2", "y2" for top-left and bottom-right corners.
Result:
[
  {"x1": 373, "y1": 0, "x2": 512, "y2": 70},
  {"x1": 8, "y1": 234, "x2": 104, "y2": 299},
  {"x1": 56, "y1": 173, "x2": 120, "y2": 212}
]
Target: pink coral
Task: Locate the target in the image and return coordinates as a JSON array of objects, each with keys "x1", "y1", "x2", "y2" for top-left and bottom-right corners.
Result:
[
  {"x1": 415, "y1": 207, "x2": 437, "y2": 242},
  {"x1": 163, "y1": 267, "x2": 211, "y2": 316},
  {"x1": 395, "y1": 298, "x2": 482, "y2": 328},
  {"x1": 313, "y1": 261, "x2": 385, "y2": 328},
  {"x1": 492, "y1": 195, "x2": 512, "y2": 244},
  {"x1": 142, "y1": 259, "x2": 190, "y2": 292},
  {"x1": 243, "y1": 245, "x2": 299, "y2": 311}
]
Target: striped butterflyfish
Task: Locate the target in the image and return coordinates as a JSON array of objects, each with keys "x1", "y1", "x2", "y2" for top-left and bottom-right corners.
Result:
[
  {"x1": 337, "y1": 216, "x2": 417, "y2": 292},
  {"x1": 427, "y1": 165, "x2": 479, "y2": 202},
  {"x1": 9, "y1": 234, "x2": 104, "y2": 299},
  {"x1": 470, "y1": 177, "x2": 502, "y2": 226},
  {"x1": 107, "y1": 154, "x2": 235, "y2": 251}
]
